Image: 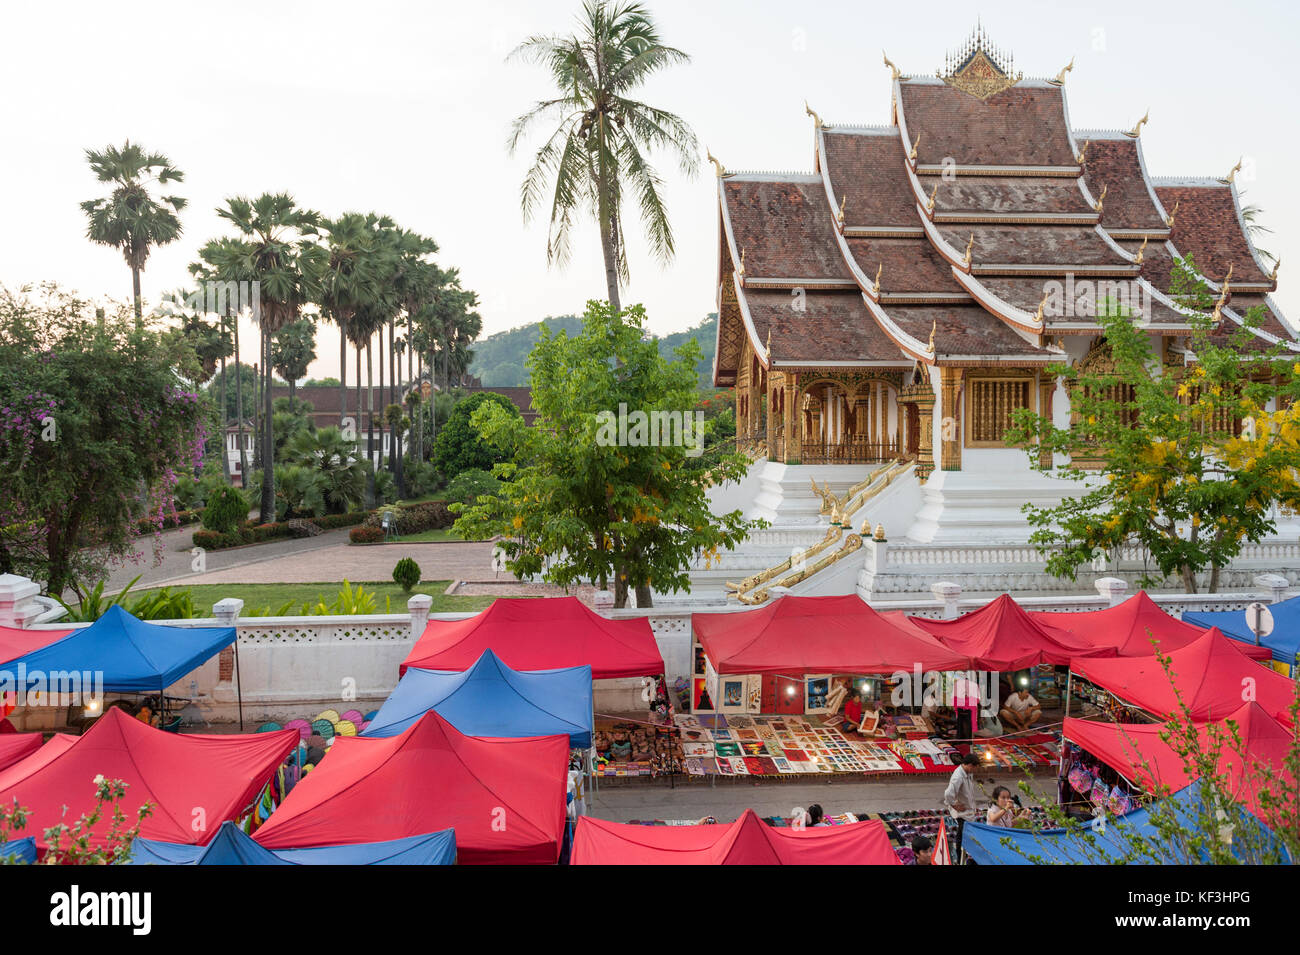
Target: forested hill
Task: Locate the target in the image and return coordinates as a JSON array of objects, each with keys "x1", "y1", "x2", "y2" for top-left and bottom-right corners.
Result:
[{"x1": 470, "y1": 312, "x2": 718, "y2": 388}]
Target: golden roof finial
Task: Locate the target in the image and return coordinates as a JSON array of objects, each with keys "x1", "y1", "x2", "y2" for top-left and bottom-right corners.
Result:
[
  {"x1": 1270, "y1": 258, "x2": 1280, "y2": 282},
  {"x1": 1075, "y1": 139, "x2": 1089, "y2": 165},
  {"x1": 963, "y1": 233, "x2": 975, "y2": 269},
  {"x1": 1124, "y1": 110, "x2": 1149, "y2": 138},
  {"x1": 837, "y1": 194, "x2": 847, "y2": 225},
  {"x1": 804, "y1": 100, "x2": 823, "y2": 130},
  {"x1": 928, "y1": 320, "x2": 937, "y2": 353},
  {"x1": 706, "y1": 149, "x2": 726, "y2": 178},
  {"x1": 883, "y1": 50, "x2": 901, "y2": 81},
  {"x1": 1035, "y1": 291, "x2": 1048, "y2": 322},
  {"x1": 1049, "y1": 57, "x2": 1075, "y2": 86},
  {"x1": 872, "y1": 262, "x2": 882, "y2": 296},
  {"x1": 1164, "y1": 199, "x2": 1180, "y2": 228},
  {"x1": 873, "y1": 523, "x2": 886, "y2": 542},
  {"x1": 1221, "y1": 156, "x2": 1243, "y2": 185},
  {"x1": 927, "y1": 182, "x2": 939, "y2": 213},
  {"x1": 1092, "y1": 184, "x2": 1107, "y2": 214},
  {"x1": 909, "y1": 132, "x2": 922, "y2": 163},
  {"x1": 1135, "y1": 235, "x2": 1149, "y2": 265}
]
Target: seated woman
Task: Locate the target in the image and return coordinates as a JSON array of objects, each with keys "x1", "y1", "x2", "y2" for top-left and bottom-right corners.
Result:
[{"x1": 986, "y1": 786, "x2": 1032, "y2": 828}]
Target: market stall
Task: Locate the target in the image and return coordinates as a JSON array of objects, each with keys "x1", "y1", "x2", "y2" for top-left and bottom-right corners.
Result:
[
  {"x1": 0, "y1": 732, "x2": 41, "y2": 772},
  {"x1": 130, "y1": 820, "x2": 457, "y2": 865},
  {"x1": 1184, "y1": 594, "x2": 1300, "y2": 674},
  {"x1": 571, "y1": 808, "x2": 900, "y2": 865},
  {"x1": 400, "y1": 595, "x2": 664, "y2": 679},
  {"x1": 1029, "y1": 591, "x2": 1227, "y2": 658},
  {"x1": 902, "y1": 593, "x2": 1102, "y2": 669},
  {"x1": 0, "y1": 708, "x2": 296, "y2": 851},
  {"x1": 254, "y1": 710, "x2": 570, "y2": 865},
  {"x1": 1068, "y1": 627, "x2": 1298, "y2": 725}
]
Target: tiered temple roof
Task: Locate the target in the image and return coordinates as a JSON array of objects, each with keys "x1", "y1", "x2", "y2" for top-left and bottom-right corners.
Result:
[{"x1": 713, "y1": 30, "x2": 1297, "y2": 385}]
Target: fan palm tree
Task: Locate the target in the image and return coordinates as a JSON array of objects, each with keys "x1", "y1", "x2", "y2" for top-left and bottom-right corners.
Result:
[
  {"x1": 80, "y1": 141, "x2": 187, "y2": 323},
  {"x1": 319, "y1": 213, "x2": 383, "y2": 431},
  {"x1": 508, "y1": 0, "x2": 699, "y2": 312},
  {"x1": 199, "y1": 194, "x2": 324, "y2": 521},
  {"x1": 1240, "y1": 202, "x2": 1277, "y2": 269}
]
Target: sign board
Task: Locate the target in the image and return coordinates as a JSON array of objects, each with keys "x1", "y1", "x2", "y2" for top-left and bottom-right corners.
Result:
[{"x1": 1244, "y1": 602, "x2": 1275, "y2": 643}]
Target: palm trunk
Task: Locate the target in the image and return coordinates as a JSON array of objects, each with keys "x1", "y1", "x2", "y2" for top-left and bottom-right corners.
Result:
[
  {"x1": 219, "y1": 351, "x2": 231, "y2": 484},
  {"x1": 132, "y1": 266, "x2": 143, "y2": 326},
  {"x1": 261, "y1": 329, "x2": 276, "y2": 522},
  {"x1": 595, "y1": 160, "x2": 621, "y2": 313},
  {"x1": 338, "y1": 323, "x2": 348, "y2": 427},
  {"x1": 234, "y1": 321, "x2": 248, "y2": 487},
  {"x1": 366, "y1": 340, "x2": 376, "y2": 505}
]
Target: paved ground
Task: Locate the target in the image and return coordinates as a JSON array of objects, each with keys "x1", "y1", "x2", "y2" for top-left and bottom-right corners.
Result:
[
  {"x1": 586, "y1": 771, "x2": 1056, "y2": 821},
  {"x1": 104, "y1": 526, "x2": 502, "y2": 592}
]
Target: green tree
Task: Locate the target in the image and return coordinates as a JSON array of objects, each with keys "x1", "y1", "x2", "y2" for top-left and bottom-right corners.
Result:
[
  {"x1": 0, "y1": 285, "x2": 208, "y2": 596},
  {"x1": 433, "y1": 392, "x2": 522, "y2": 477},
  {"x1": 452, "y1": 300, "x2": 758, "y2": 608},
  {"x1": 80, "y1": 141, "x2": 186, "y2": 323},
  {"x1": 271, "y1": 316, "x2": 318, "y2": 413},
  {"x1": 1006, "y1": 260, "x2": 1300, "y2": 593},
  {"x1": 283, "y1": 426, "x2": 366, "y2": 514},
  {"x1": 197, "y1": 194, "x2": 325, "y2": 523},
  {"x1": 508, "y1": 0, "x2": 699, "y2": 311}
]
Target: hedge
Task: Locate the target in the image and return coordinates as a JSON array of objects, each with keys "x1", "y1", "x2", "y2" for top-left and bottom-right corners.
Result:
[
  {"x1": 349, "y1": 526, "x2": 386, "y2": 544},
  {"x1": 191, "y1": 511, "x2": 369, "y2": 551},
  {"x1": 361, "y1": 501, "x2": 453, "y2": 536}
]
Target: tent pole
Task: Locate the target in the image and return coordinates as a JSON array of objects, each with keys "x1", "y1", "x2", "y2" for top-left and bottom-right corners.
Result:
[
  {"x1": 1057, "y1": 670, "x2": 1073, "y2": 804},
  {"x1": 234, "y1": 635, "x2": 245, "y2": 731}
]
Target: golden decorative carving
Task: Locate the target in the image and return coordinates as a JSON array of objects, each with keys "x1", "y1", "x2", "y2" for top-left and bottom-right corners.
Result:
[
  {"x1": 872, "y1": 262, "x2": 882, "y2": 296},
  {"x1": 883, "y1": 50, "x2": 901, "y2": 80},
  {"x1": 706, "y1": 149, "x2": 726, "y2": 178},
  {"x1": 926, "y1": 182, "x2": 939, "y2": 213},
  {"x1": 837, "y1": 194, "x2": 846, "y2": 225},
  {"x1": 1270, "y1": 258, "x2": 1280, "y2": 281},
  {"x1": 963, "y1": 233, "x2": 975, "y2": 269},
  {"x1": 909, "y1": 133, "x2": 921, "y2": 162},
  {"x1": 1075, "y1": 139, "x2": 1089, "y2": 165},
  {"x1": 738, "y1": 247, "x2": 746, "y2": 276},
  {"x1": 1164, "y1": 199, "x2": 1180, "y2": 228},
  {"x1": 1048, "y1": 57, "x2": 1074, "y2": 86},
  {"x1": 1034, "y1": 291, "x2": 1048, "y2": 323},
  {"x1": 1092, "y1": 184, "x2": 1107, "y2": 214},
  {"x1": 928, "y1": 320, "x2": 938, "y2": 353},
  {"x1": 938, "y1": 49, "x2": 1022, "y2": 100},
  {"x1": 873, "y1": 523, "x2": 886, "y2": 541},
  {"x1": 1212, "y1": 263, "x2": 1233, "y2": 321},
  {"x1": 1221, "y1": 156, "x2": 1243, "y2": 185},
  {"x1": 1124, "y1": 110, "x2": 1149, "y2": 138},
  {"x1": 1135, "y1": 235, "x2": 1148, "y2": 265}
]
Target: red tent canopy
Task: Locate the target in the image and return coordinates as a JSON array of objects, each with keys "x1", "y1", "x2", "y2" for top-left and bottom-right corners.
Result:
[
  {"x1": 905, "y1": 593, "x2": 1103, "y2": 670},
  {"x1": 1065, "y1": 702, "x2": 1295, "y2": 818},
  {"x1": 1031, "y1": 591, "x2": 1269, "y2": 660},
  {"x1": 0, "y1": 732, "x2": 41, "y2": 772},
  {"x1": 401, "y1": 596, "x2": 663, "y2": 679},
  {"x1": 693, "y1": 595, "x2": 972, "y2": 675},
  {"x1": 1071, "y1": 627, "x2": 1298, "y2": 724},
  {"x1": 572, "y1": 809, "x2": 900, "y2": 865},
  {"x1": 0, "y1": 625, "x2": 72, "y2": 664},
  {"x1": 254, "y1": 710, "x2": 569, "y2": 865},
  {"x1": 0, "y1": 708, "x2": 296, "y2": 849}
]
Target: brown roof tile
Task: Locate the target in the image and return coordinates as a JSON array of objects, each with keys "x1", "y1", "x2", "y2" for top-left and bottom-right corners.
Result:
[
  {"x1": 742, "y1": 289, "x2": 908, "y2": 363},
  {"x1": 898, "y1": 82, "x2": 1076, "y2": 167},
  {"x1": 1079, "y1": 138, "x2": 1167, "y2": 232},
  {"x1": 976, "y1": 276, "x2": 1188, "y2": 328},
  {"x1": 844, "y1": 237, "x2": 964, "y2": 294},
  {"x1": 883, "y1": 304, "x2": 1051, "y2": 359},
  {"x1": 919, "y1": 173, "x2": 1093, "y2": 217},
  {"x1": 940, "y1": 224, "x2": 1132, "y2": 268},
  {"x1": 821, "y1": 130, "x2": 917, "y2": 226},
  {"x1": 1154, "y1": 184, "x2": 1273, "y2": 286},
  {"x1": 723, "y1": 178, "x2": 851, "y2": 280}
]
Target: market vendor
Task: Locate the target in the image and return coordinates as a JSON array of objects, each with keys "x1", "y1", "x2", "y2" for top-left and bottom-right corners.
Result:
[
  {"x1": 843, "y1": 693, "x2": 863, "y2": 731},
  {"x1": 999, "y1": 687, "x2": 1042, "y2": 733}
]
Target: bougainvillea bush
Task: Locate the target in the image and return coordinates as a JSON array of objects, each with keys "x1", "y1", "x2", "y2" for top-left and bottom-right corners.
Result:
[{"x1": 0, "y1": 284, "x2": 209, "y2": 596}]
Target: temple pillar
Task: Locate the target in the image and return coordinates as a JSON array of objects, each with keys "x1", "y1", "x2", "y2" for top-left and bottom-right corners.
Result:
[
  {"x1": 1037, "y1": 374, "x2": 1055, "y2": 469},
  {"x1": 899, "y1": 382, "x2": 935, "y2": 480},
  {"x1": 939, "y1": 367, "x2": 963, "y2": 471}
]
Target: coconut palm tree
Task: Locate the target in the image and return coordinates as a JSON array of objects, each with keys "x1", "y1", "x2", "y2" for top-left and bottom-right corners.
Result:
[
  {"x1": 199, "y1": 194, "x2": 324, "y2": 521},
  {"x1": 508, "y1": 0, "x2": 699, "y2": 312},
  {"x1": 80, "y1": 141, "x2": 187, "y2": 323},
  {"x1": 1240, "y1": 202, "x2": 1277, "y2": 269}
]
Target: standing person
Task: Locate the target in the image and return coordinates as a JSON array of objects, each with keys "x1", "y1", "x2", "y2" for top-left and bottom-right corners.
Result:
[
  {"x1": 943, "y1": 752, "x2": 983, "y2": 854},
  {"x1": 951, "y1": 672, "x2": 981, "y2": 751}
]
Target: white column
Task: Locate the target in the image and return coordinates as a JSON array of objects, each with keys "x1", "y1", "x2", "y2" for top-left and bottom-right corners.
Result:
[
  {"x1": 1093, "y1": 577, "x2": 1129, "y2": 608},
  {"x1": 931, "y1": 581, "x2": 961, "y2": 620},
  {"x1": 0, "y1": 574, "x2": 42, "y2": 629},
  {"x1": 407, "y1": 593, "x2": 433, "y2": 640}
]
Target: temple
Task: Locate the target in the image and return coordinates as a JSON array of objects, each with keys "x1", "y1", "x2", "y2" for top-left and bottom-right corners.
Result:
[{"x1": 694, "y1": 27, "x2": 1299, "y2": 604}]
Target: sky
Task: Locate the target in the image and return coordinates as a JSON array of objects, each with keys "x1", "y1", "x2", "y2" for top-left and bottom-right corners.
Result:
[{"x1": 2, "y1": 0, "x2": 1297, "y2": 381}]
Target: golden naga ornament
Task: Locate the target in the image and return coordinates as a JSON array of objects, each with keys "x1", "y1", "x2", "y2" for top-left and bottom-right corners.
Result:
[
  {"x1": 804, "y1": 101, "x2": 824, "y2": 130},
  {"x1": 872, "y1": 262, "x2": 882, "y2": 296},
  {"x1": 1164, "y1": 199, "x2": 1180, "y2": 228},
  {"x1": 1124, "y1": 110, "x2": 1149, "y2": 138},
  {"x1": 928, "y1": 320, "x2": 938, "y2": 353},
  {"x1": 1034, "y1": 291, "x2": 1049, "y2": 323},
  {"x1": 837, "y1": 194, "x2": 847, "y2": 225},
  {"x1": 1092, "y1": 184, "x2": 1107, "y2": 214},
  {"x1": 706, "y1": 149, "x2": 726, "y2": 178},
  {"x1": 1270, "y1": 258, "x2": 1280, "y2": 281},
  {"x1": 1221, "y1": 156, "x2": 1243, "y2": 185},
  {"x1": 1048, "y1": 57, "x2": 1074, "y2": 86},
  {"x1": 927, "y1": 182, "x2": 939, "y2": 213},
  {"x1": 1075, "y1": 139, "x2": 1089, "y2": 165},
  {"x1": 883, "y1": 50, "x2": 901, "y2": 80},
  {"x1": 1135, "y1": 235, "x2": 1149, "y2": 265},
  {"x1": 738, "y1": 247, "x2": 746, "y2": 276},
  {"x1": 909, "y1": 133, "x2": 922, "y2": 162},
  {"x1": 963, "y1": 233, "x2": 975, "y2": 269}
]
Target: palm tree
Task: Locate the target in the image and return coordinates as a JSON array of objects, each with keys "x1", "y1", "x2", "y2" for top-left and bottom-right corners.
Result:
[
  {"x1": 80, "y1": 141, "x2": 187, "y2": 323},
  {"x1": 319, "y1": 213, "x2": 383, "y2": 433},
  {"x1": 1240, "y1": 202, "x2": 1277, "y2": 269},
  {"x1": 508, "y1": 0, "x2": 699, "y2": 312},
  {"x1": 199, "y1": 194, "x2": 324, "y2": 521}
]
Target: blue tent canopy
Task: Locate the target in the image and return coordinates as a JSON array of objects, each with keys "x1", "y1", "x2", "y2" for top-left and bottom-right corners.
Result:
[
  {"x1": 1184, "y1": 597, "x2": 1300, "y2": 666},
  {"x1": 362, "y1": 648, "x2": 594, "y2": 747},
  {"x1": 0, "y1": 605, "x2": 234, "y2": 694},
  {"x1": 1, "y1": 837, "x2": 36, "y2": 864},
  {"x1": 962, "y1": 786, "x2": 1292, "y2": 865},
  {"x1": 128, "y1": 821, "x2": 456, "y2": 865}
]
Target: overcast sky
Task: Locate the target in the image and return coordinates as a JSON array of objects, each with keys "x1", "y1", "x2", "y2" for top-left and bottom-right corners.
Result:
[{"x1": 2, "y1": 0, "x2": 1296, "y2": 381}]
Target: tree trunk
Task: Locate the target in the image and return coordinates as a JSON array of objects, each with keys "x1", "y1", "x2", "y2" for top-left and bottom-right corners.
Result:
[
  {"x1": 1181, "y1": 564, "x2": 1198, "y2": 595},
  {"x1": 234, "y1": 320, "x2": 248, "y2": 487},
  {"x1": 595, "y1": 161, "x2": 621, "y2": 313},
  {"x1": 339, "y1": 324, "x2": 348, "y2": 427},
  {"x1": 219, "y1": 351, "x2": 231, "y2": 484},
  {"x1": 132, "y1": 266, "x2": 143, "y2": 327},
  {"x1": 261, "y1": 329, "x2": 276, "y2": 522},
  {"x1": 366, "y1": 340, "x2": 376, "y2": 505},
  {"x1": 378, "y1": 322, "x2": 385, "y2": 469},
  {"x1": 354, "y1": 344, "x2": 363, "y2": 458}
]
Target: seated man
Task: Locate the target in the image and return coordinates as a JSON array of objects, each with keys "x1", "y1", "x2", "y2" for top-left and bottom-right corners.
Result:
[
  {"x1": 842, "y1": 694, "x2": 864, "y2": 733},
  {"x1": 1000, "y1": 687, "x2": 1042, "y2": 733}
]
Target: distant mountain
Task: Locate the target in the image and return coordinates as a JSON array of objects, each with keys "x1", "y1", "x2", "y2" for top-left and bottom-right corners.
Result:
[{"x1": 471, "y1": 312, "x2": 718, "y2": 389}]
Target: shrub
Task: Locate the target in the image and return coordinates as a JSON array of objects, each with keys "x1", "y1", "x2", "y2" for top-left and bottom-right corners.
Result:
[
  {"x1": 349, "y1": 526, "x2": 385, "y2": 544},
  {"x1": 192, "y1": 529, "x2": 231, "y2": 550},
  {"x1": 314, "y1": 511, "x2": 368, "y2": 530},
  {"x1": 446, "y1": 468, "x2": 500, "y2": 505},
  {"x1": 361, "y1": 501, "x2": 452, "y2": 536},
  {"x1": 392, "y1": 557, "x2": 422, "y2": 593},
  {"x1": 202, "y1": 486, "x2": 248, "y2": 534}
]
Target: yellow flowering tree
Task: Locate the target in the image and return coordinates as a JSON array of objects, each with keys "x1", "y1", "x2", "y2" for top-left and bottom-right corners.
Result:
[
  {"x1": 1007, "y1": 258, "x2": 1300, "y2": 593},
  {"x1": 452, "y1": 300, "x2": 760, "y2": 607}
]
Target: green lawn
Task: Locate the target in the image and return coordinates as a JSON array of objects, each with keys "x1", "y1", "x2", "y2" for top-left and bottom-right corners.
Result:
[
  {"x1": 133, "y1": 580, "x2": 493, "y2": 616},
  {"x1": 390, "y1": 528, "x2": 466, "y2": 543}
]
